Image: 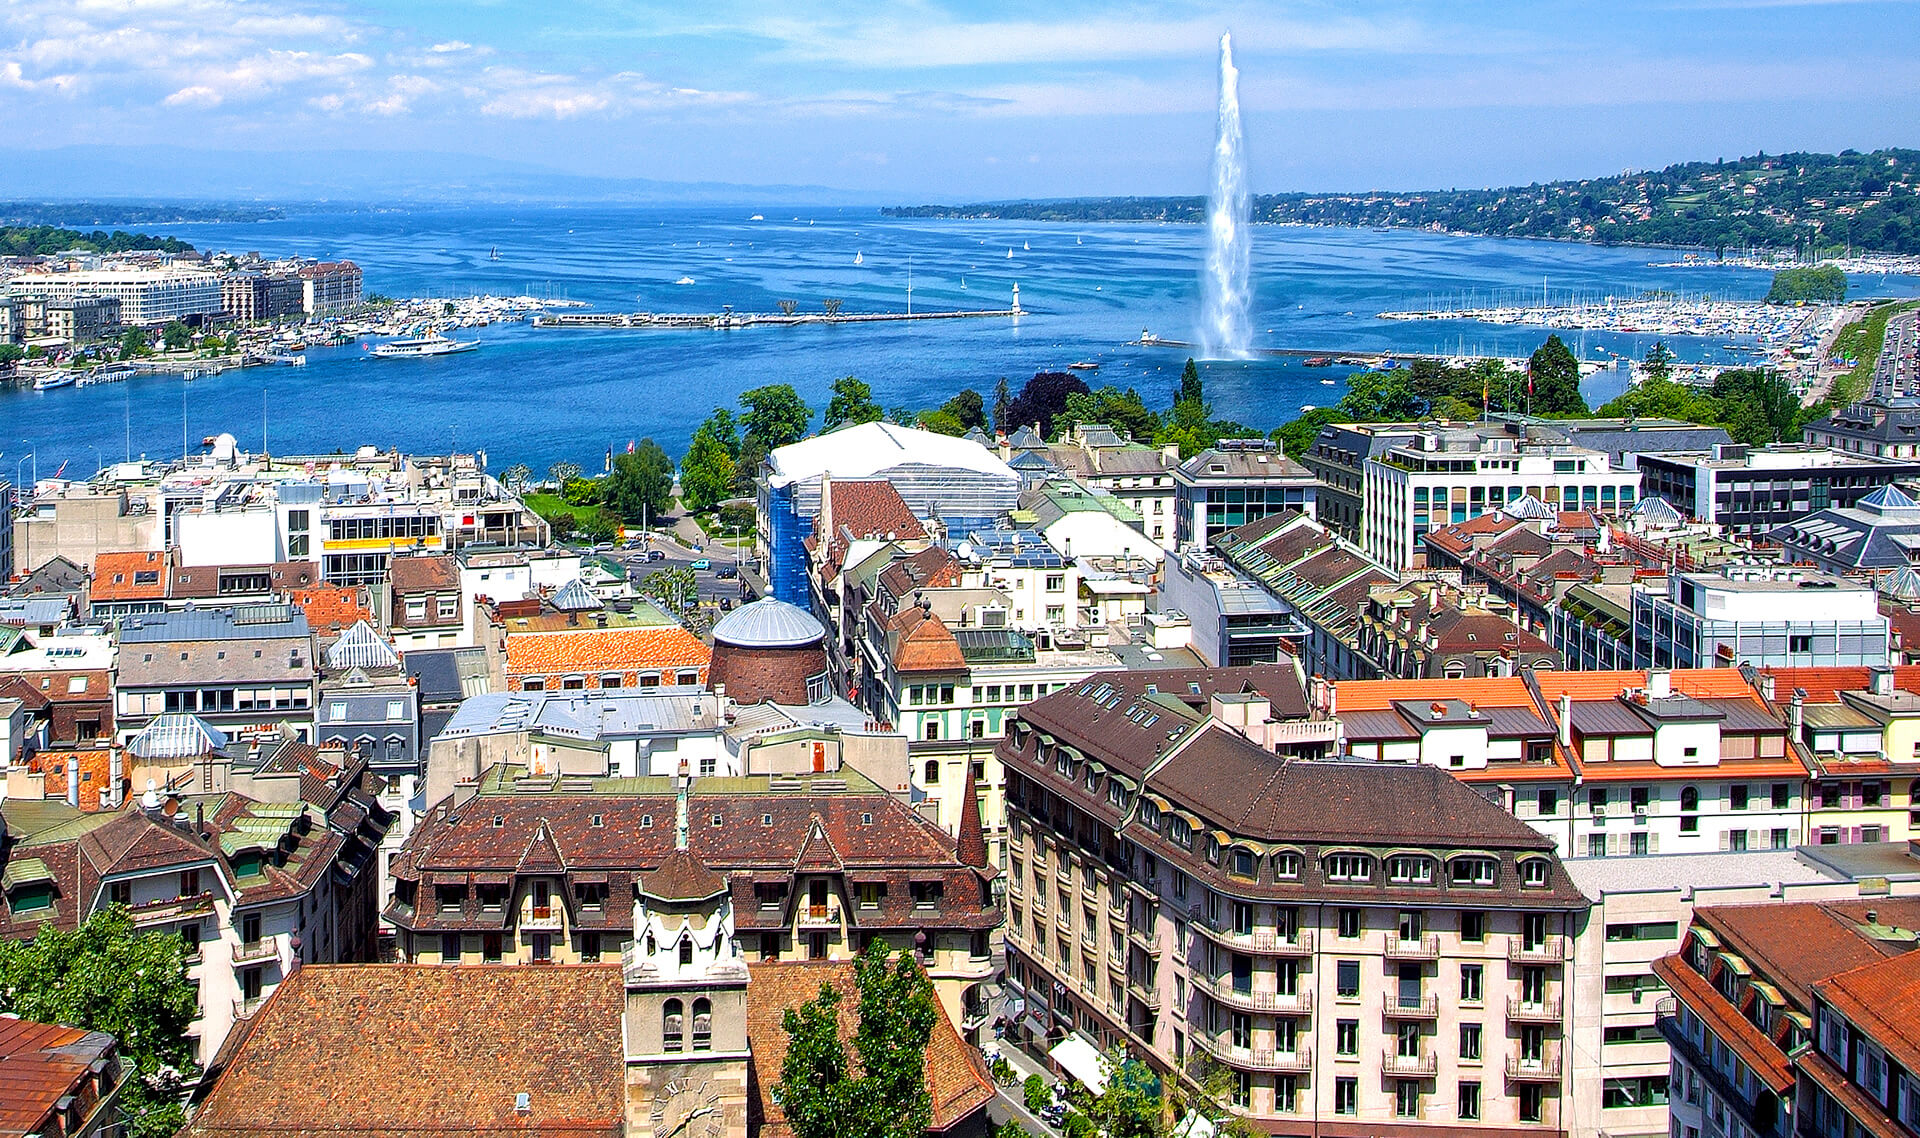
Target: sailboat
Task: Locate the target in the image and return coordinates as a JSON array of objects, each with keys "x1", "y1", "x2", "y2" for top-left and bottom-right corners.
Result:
[
  {"x1": 1006, "y1": 248, "x2": 1014, "y2": 259},
  {"x1": 854, "y1": 251, "x2": 864, "y2": 265},
  {"x1": 960, "y1": 277, "x2": 967, "y2": 290},
  {"x1": 489, "y1": 246, "x2": 500, "y2": 261},
  {"x1": 1023, "y1": 241, "x2": 1030, "y2": 251},
  {"x1": 1076, "y1": 235, "x2": 1083, "y2": 245}
]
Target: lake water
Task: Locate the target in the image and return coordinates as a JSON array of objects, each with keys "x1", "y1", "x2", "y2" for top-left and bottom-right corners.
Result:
[{"x1": 8, "y1": 205, "x2": 1915, "y2": 479}]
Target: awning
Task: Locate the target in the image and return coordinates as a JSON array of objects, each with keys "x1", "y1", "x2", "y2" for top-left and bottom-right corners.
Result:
[
  {"x1": 1018, "y1": 1013, "x2": 1049, "y2": 1039},
  {"x1": 1050, "y1": 1036, "x2": 1109, "y2": 1096}
]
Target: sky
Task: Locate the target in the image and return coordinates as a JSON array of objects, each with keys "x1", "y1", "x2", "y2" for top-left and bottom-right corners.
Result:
[{"x1": 3, "y1": 0, "x2": 1920, "y2": 200}]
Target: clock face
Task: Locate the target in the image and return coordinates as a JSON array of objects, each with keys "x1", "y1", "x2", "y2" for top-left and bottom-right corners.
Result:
[{"x1": 651, "y1": 1076, "x2": 725, "y2": 1138}]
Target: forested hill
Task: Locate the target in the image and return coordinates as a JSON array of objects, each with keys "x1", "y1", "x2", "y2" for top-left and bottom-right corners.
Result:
[{"x1": 884, "y1": 149, "x2": 1920, "y2": 254}]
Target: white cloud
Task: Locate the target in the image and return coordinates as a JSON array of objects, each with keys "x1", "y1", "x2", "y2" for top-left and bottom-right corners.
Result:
[{"x1": 430, "y1": 41, "x2": 472, "y2": 53}]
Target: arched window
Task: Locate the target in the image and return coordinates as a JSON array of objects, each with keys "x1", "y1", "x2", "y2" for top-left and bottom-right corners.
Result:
[
  {"x1": 692, "y1": 997, "x2": 713, "y2": 1051},
  {"x1": 663, "y1": 999, "x2": 684, "y2": 1050},
  {"x1": 924, "y1": 758, "x2": 941, "y2": 785},
  {"x1": 1680, "y1": 786, "x2": 1699, "y2": 812}
]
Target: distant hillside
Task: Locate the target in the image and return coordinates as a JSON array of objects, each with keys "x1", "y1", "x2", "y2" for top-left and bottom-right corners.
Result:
[
  {"x1": 0, "y1": 225, "x2": 194, "y2": 256},
  {"x1": 885, "y1": 149, "x2": 1920, "y2": 254}
]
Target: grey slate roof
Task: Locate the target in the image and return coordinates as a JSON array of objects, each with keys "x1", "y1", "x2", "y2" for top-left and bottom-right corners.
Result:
[{"x1": 118, "y1": 604, "x2": 311, "y2": 643}]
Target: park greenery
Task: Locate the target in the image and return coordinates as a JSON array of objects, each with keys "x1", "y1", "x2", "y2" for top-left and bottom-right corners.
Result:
[
  {"x1": 776, "y1": 939, "x2": 939, "y2": 1138},
  {"x1": 1765, "y1": 265, "x2": 1848, "y2": 304},
  {"x1": 886, "y1": 148, "x2": 1920, "y2": 255},
  {"x1": 0, "y1": 907, "x2": 200, "y2": 1138},
  {"x1": 0, "y1": 225, "x2": 195, "y2": 257}
]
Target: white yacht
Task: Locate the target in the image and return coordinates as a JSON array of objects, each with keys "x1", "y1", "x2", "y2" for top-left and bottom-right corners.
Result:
[{"x1": 371, "y1": 331, "x2": 480, "y2": 359}]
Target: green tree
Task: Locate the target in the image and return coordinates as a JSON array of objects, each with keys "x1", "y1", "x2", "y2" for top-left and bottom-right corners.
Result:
[
  {"x1": 579, "y1": 510, "x2": 620, "y2": 544},
  {"x1": 1526, "y1": 334, "x2": 1589, "y2": 415},
  {"x1": 502, "y1": 463, "x2": 532, "y2": 494},
  {"x1": 938, "y1": 389, "x2": 987, "y2": 431},
  {"x1": 119, "y1": 329, "x2": 150, "y2": 358},
  {"x1": 777, "y1": 939, "x2": 938, "y2": 1138},
  {"x1": 1061, "y1": 387, "x2": 1161, "y2": 441},
  {"x1": 562, "y1": 476, "x2": 602, "y2": 507},
  {"x1": 1080, "y1": 1051, "x2": 1164, "y2": 1138},
  {"x1": 680, "y1": 427, "x2": 737, "y2": 513},
  {"x1": 1022, "y1": 1074, "x2": 1050, "y2": 1115},
  {"x1": 825, "y1": 376, "x2": 885, "y2": 430},
  {"x1": 992, "y1": 377, "x2": 1013, "y2": 434},
  {"x1": 0, "y1": 907, "x2": 199, "y2": 1138},
  {"x1": 1271, "y1": 406, "x2": 1346, "y2": 459},
  {"x1": 696, "y1": 407, "x2": 741, "y2": 459},
  {"x1": 548, "y1": 512, "x2": 577, "y2": 541},
  {"x1": 1711, "y1": 368, "x2": 1802, "y2": 445},
  {"x1": 604, "y1": 441, "x2": 675, "y2": 522},
  {"x1": 1177, "y1": 358, "x2": 1204, "y2": 406},
  {"x1": 740, "y1": 384, "x2": 812, "y2": 452},
  {"x1": 1643, "y1": 341, "x2": 1675, "y2": 385},
  {"x1": 1337, "y1": 368, "x2": 1423, "y2": 421},
  {"x1": 916, "y1": 409, "x2": 966, "y2": 436},
  {"x1": 548, "y1": 461, "x2": 582, "y2": 486},
  {"x1": 641, "y1": 566, "x2": 697, "y2": 610},
  {"x1": 0, "y1": 343, "x2": 24, "y2": 368},
  {"x1": 160, "y1": 321, "x2": 191, "y2": 351},
  {"x1": 1766, "y1": 265, "x2": 1847, "y2": 305}
]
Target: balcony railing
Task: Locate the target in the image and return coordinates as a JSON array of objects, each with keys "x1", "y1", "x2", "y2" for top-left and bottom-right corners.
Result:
[
  {"x1": 521, "y1": 905, "x2": 563, "y2": 930},
  {"x1": 1198, "y1": 1034, "x2": 1314, "y2": 1072},
  {"x1": 1198, "y1": 975, "x2": 1313, "y2": 1014},
  {"x1": 1126, "y1": 976, "x2": 1162, "y2": 1011},
  {"x1": 1505, "y1": 1054, "x2": 1563, "y2": 1081},
  {"x1": 233, "y1": 995, "x2": 268, "y2": 1019},
  {"x1": 1383, "y1": 993, "x2": 1440, "y2": 1019},
  {"x1": 1507, "y1": 996, "x2": 1564, "y2": 1023},
  {"x1": 799, "y1": 902, "x2": 841, "y2": 927},
  {"x1": 1382, "y1": 1050, "x2": 1439, "y2": 1077},
  {"x1": 232, "y1": 937, "x2": 279, "y2": 964},
  {"x1": 1509, "y1": 936, "x2": 1567, "y2": 963},
  {"x1": 1188, "y1": 912, "x2": 1315, "y2": 955},
  {"x1": 1127, "y1": 923, "x2": 1158, "y2": 949},
  {"x1": 1384, "y1": 933, "x2": 1441, "y2": 960}
]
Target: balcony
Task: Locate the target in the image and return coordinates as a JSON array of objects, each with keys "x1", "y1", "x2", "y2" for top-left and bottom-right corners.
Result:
[
  {"x1": 799, "y1": 900, "x2": 842, "y2": 928},
  {"x1": 1198, "y1": 975, "x2": 1315, "y2": 1014},
  {"x1": 1126, "y1": 976, "x2": 1162, "y2": 1011},
  {"x1": 1189, "y1": 913, "x2": 1315, "y2": 955},
  {"x1": 1384, "y1": 933, "x2": 1441, "y2": 960},
  {"x1": 1509, "y1": 936, "x2": 1567, "y2": 964},
  {"x1": 1505, "y1": 1054, "x2": 1563, "y2": 1081},
  {"x1": 233, "y1": 995, "x2": 268, "y2": 1019},
  {"x1": 1198, "y1": 1034, "x2": 1314, "y2": 1072},
  {"x1": 1382, "y1": 1050, "x2": 1439, "y2": 1077},
  {"x1": 1383, "y1": 993, "x2": 1440, "y2": 1019},
  {"x1": 521, "y1": 904, "x2": 564, "y2": 931},
  {"x1": 232, "y1": 937, "x2": 279, "y2": 965},
  {"x1": 1507, "y1": 996, "x2": 1564, "y2": 1023},
  {"x1": 1126, "y1": 923, "x2": 1158, "y2": 950}
]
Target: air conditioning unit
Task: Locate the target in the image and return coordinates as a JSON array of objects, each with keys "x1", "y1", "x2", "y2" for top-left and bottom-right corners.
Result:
[{"x1": 1633, "y1": 808, "x2": 1648, "y2": 825}]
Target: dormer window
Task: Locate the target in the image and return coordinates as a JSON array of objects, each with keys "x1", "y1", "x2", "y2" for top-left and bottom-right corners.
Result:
[
  {"x1": 1448, "y1": 857, "x2": 1498, "y2": 887},
  {"x1": 1388, "y1": 856, "x2": 1434, "y2": 885},
  {"x1": 679, "y1": 937, "x2": 694, "y2": 966},
  {"x1": 1520, "y1": 859, "x2": 1551, "y2": 888},
  {"x1": 1273, "y1": 852, "x2": 1302, "y2": 880},
  {"x1": 1326, "y1": 853, "x2": 1372, "y2": 882}
]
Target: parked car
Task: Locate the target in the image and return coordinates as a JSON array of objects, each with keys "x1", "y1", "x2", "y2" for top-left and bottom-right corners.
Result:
[
  {"x1": 690, "y1": 559, "x2": 711, "y2": 570},
  {"x1": 716, "y1": 565, "x2": 738, "y2": 579}
]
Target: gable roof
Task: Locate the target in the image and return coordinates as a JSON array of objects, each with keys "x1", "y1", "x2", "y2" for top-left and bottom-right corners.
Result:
[
  {"x1": 0, "y1": 1019, "x2": 117, "y2": 1138},
  {"x1": 821, "y1": 479, "x2": 927, "y2": 544},
  {"x1": 181, "y1": 965, "x2": 626, "y2": 1138},
  {"x1": 503, "y1": 626, "x2": 710, "y2": 679},
  {"x1": 89, "y1": 550, "x2": 170, "y2": 602},
  {"x1": 388, "y1": 555, "x2": 459, "y2": 593}
]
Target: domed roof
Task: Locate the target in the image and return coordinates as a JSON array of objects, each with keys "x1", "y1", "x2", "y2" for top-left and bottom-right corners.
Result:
[{"x1": 712, "y1": 597, "x2": 825, "y2": 648}]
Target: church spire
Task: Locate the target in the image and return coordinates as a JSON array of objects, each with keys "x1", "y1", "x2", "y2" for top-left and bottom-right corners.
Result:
[{"x1": 956, "y1": 758, "x2": 988, "y2": 869}]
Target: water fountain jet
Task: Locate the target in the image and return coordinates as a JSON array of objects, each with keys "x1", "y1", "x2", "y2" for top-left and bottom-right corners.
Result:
[{"x1": 1198, "y1": 31, "x2": 1252, "y2": 360}]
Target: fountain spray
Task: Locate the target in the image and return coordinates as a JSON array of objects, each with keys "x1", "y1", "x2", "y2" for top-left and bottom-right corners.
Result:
[{"x1": 1199, "y1": 31, "x2": 1252, "y2": 360}]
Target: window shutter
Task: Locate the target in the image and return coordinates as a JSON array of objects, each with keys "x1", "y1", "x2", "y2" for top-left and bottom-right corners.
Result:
[
  {"x1": 1718, "y1": 831, "x2": 1731, "y2": 852},
  {"x1": 1648, "y1": 831, "x2": 1659, "y2": 854}
]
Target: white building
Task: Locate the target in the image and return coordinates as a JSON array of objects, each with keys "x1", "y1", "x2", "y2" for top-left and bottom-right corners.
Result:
[
  {"x1": 1361, "y1": 427, "x2": 1638, "y2": 570},
  {"x1": 1633, "y1": 567, "x2": 1891, "y2": 670},
  {"x1": 7, "y1": 269, "x2": 223, "y2": 326}
]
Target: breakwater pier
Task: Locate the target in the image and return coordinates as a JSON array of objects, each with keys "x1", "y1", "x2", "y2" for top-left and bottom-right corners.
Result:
[{"x1": 531, "y1": 305, "x2": 1021, "y2": 331}]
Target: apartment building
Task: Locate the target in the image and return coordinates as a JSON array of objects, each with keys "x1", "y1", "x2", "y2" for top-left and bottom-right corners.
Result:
[
  {"x1": 1041, "y1": 423, "x2": 1180, "y2": 548},
  {"x1": 1000, "y1": 669, "x2": 1587, "y2": 1134},
  {"x1": 0, "y1": 732, "x2": 390, "y2": 1067},
  {"x1": 1204, "y1": 510, "x2": 1395, "y2": 679},
  {"x1": 1760, "y1": 666, "x2": 1920, "y2": 845},
  {"x1": 296, "y1": 261, "x2": 363, "y2": 313},
  {"x1": 1173, "y1": 440, "x2": 1318, "y2": 550},
  {"x1": 1653, "y1": 898, "x2": 1920, "y2": 1138},
  {"x1": 1804, "y1": 392, "x2": 1920, "y2": 458},
  {"x1": 1638, "y1": 445, "x2": 1920, "y2": 540},
  {"x1": 113, "y1": 605, "x2": 318, "y2": 744},
  {"x1": 6, "y1": 268, "x2": 222, "y2": 325},
  {"x1": 385, "y1": 764, "x2": 1000, "y2": 1030},
  {"x1": 386, "y1": 554, "x2": 464, "y2": 649}
]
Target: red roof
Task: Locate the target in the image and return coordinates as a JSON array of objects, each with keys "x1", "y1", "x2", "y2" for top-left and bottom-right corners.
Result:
[
  {"x1": 1760, "y1": 665, "x2": 1920, "y2": 704},
  {"x1": 1334, "y1": 676, "x2": 1536, "y2": 713},
  {"x1": 820, "y1": 480, "x2": 927, "y2": 544},
  {"x1": 0, "y1": 1018, "x2": 113, "y2": 1136},
  {"x1": 289, "y1": 586, "x2": 373, "y2": 636},
  {"x1": 89, "y1": 550, "x2": 170, "y2": 601},
  {"x1": 1816, "y1": 943, "x2": 1920, "y2": 1077}
]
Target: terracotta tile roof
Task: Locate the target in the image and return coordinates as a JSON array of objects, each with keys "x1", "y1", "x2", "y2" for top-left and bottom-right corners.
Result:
[
  {"x1": 1760, "y1": 665, "x2": 1920, "y2": 704},
  {"x1": 1016, "y1": 666, "x2": 1309, "y2": 780},
  {"x1": 1334, "y1": 677, "x2": 1537, "y2": 713},
  {"x1": 388, "y1": 555, "x2": 459, "y2": 593},
  {"x1": 288, "y1": 586, "x2": 373, "y2": 636},
  {"x1": 886, "y1": 607, "x2": 966, "y2": 674},
  {"x1": 0, "y1": 675, "x2": 51, "y2": 712},
  {"x1": 504, "y1": 626, "x2": 711, "y2": 679},
  {"x1": 1696, "y1": 898, "x2": 1920, "y2": 1008},
  {"x1": 25, "y1": 748, "x2": 120, "y2": 811},
  {"x1": 1652, "y1": 953, "x2": 1795, "y2": 1091},
  {"x1": 168, "y1": 561, "x2": 320, "y2": 599},
  {"x1": 820, "y1": 480, "x2": 927, "y2": 543},
  {"x1": 1817, "y1": 946, "x2": 1920, "y2": 1078},
  {"x1": 0, "y1": 1018, "x2": 115, "y2": 1137},
  {"x1": 1794, "y1": 1047, "x2": 1907, "y2": 1138},
  {"x1": 1533, "y1": 668, "x2": 1762, "y2": 704},
  {"x1": 875, "y1": 546, "x2": 962, "y2": 603},
  {"x1": 89, "y1": 550, "x2": 170, "y2": 602},
  {"x1": 181, "y1": 965, "x2": 626, "y2": 1138},
  {"x1": 745, "y1": 959, "x2": 994, "y2": 1137}
]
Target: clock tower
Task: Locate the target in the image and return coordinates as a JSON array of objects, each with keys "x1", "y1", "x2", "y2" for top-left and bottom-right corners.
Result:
[{"x1": 623, "y1": 763, "x2": 750, "y2": 1138}]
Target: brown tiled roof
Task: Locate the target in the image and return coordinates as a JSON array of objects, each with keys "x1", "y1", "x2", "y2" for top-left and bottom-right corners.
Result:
[
  {"x1": 1817, "y1": 947, "x2": 1920, "y2": 1078},
  {"x1": 1652, "y1": 953, "x2": 1795, "y2": 1092},
  {"x1": 1015, "y1": 665, "x2": 1309, "y2": 780},
  {"x1": 504, "y1": 626, "x2": 710, "y2": 679},
  {"x1": 1760, "y1": 664, "x2": 1920, "y2": 704},
  {"x1": 1695, "y1": 898, "x2": 1920, "y2": 1008},
  {"x1": 181, "y1": 965, "x2": 626, "y2": 1138},
  {"x1": 0, "y1": 1018, "x2": 113, "y2": 1137},
  {"x1": 25, "y1": 748, "x2": 120, "y2": 811},
  {"x1": 640, "y1": 847, "x2": 728, "y2": 902},
  {"x1": 886, "y1": 607, "x2": 966, "y2": 674},
  {"x1": 875, "y1": 546, "x2": 962, "y2": 605},
  {"x1": 168, "y1": 561, "x2": 320, "y2": 599},
  {"x1": 388, "y1": 555, "x2": 459, "y2": 593},
  {"x1": 289, "y1": 586, "x2": 373, "y2": 636},
  {"x1": 89, "y1": 550, "x2": 169, "y2": 602},
  {"x1": 820, "y1": 480, "x2": 927, "y2": 543},
  {"x1": 745, "y1": 960, "x2": 994, "y2": 1137}
]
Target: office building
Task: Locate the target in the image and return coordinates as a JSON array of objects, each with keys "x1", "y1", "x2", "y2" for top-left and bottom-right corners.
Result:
[
  {"x1": 6, "y1": 268, "x2": 222, "y2": 325},
  {"x1": 1638, "y1": 444, "x2": 1920, "y2": 540},
  {"x1": 1172, "y1": 440, "x2": 1318, "y2": 550}
]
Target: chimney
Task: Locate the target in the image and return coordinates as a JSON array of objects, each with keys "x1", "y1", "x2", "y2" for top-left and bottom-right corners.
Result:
[
  {"x1": 1790, "y1": 688, "x2": 1806, "y2": 732},
  {"x1": 1557, "y1": 691, "x2": 1573, "y2": 747},
  {"x1": 65, "y1": 756, "x2": 79, "y2": 808},
  {"x1": 1758, "y1": 673, "x2": 1776, "y2": 703},
  {"x1": 109, "y1": 749, "x2": 124, "y2": 809},
  {"x1": 1871, "y1": 667, "x2": 1894, "y2": 697},
  {"x1": 1647, "y1": 669, "x2": 1672, "y2": 700},
  {"x1": 820, "y1": 473, "x2": 834, "y2": 541}
]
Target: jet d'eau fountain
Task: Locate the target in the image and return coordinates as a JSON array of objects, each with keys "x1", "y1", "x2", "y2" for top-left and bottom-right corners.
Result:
[{"x1": 1198, "y1": 31, "x2": 1253, "y2": 360}]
